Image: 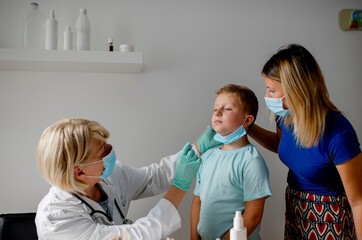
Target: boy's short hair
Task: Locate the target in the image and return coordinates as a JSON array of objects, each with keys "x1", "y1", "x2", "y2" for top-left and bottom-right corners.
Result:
[{"x1": 216, "y1": 84, "x2": 258, "y2": 128}]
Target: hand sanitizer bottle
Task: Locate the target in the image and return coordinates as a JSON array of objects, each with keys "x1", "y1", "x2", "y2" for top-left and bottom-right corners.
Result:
[
  {"x1": 230, "y1": 211, "x2": 247, "y2": 240},
  {"x1": 22, "y1": 2, "x2": 45, "y2": 49}
]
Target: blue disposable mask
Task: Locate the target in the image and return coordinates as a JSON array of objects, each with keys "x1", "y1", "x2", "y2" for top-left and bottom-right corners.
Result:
[
  {"x1": 264, "y1": 96, "x2": 291, "y2": 117},
  {"x1": 86, "y1": 147, "x2": 116, "y2": 179},
  {"x1": 213, "y1": 118, "x2": 247, "y2": 144}
]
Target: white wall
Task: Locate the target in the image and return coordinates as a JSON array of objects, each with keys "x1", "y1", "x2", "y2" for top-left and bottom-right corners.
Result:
[{"x1": 0, "y1": 0, "x2": 361, "y2": 239}]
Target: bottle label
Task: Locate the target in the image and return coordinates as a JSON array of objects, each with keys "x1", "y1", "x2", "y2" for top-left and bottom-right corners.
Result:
[{"x1": 76, "y1": 31, "x2": 90, "y2": 50}]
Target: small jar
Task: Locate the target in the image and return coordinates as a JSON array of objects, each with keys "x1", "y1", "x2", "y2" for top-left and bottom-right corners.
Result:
[
  {"x1": 119, "y1": 44, "x2": 134, "y2": 52},
  {"x1": 108, "y1": 38, "x2": 114, "y2": 52}
]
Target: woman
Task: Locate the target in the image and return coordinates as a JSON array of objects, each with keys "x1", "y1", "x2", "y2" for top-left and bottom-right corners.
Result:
[
  {"x1": 248, "y1": 44, "x2": 361, "y2": 239},
  {"x1": 35, "y1": 118, "x2": 219, "y2": 240}
]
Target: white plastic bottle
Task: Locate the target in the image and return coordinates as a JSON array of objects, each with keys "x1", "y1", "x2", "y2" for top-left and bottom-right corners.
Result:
[
  {"x1": 22, "y1": 2, "x2": 45, "y2": 49},
  {"x1": 75, "y1": 8, "x2": 91, "y2": 51},
  {"x1": 45, "y1": 10, "x2": 58, "y2": 50},
  {"x1": 63, "y1": 24, "x2": 73, "y2": 50},
  {"x1": 230, "y1": 211, "x2": 247, "y2": 240}
]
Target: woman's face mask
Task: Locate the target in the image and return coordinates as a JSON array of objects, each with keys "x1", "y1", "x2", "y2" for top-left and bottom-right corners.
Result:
[
  {"x1": 264, "y1": 96, "x2": 291, "y2": 117},
  {"x1": 85, "y1": 147, "x2": 117, "y2": 179}
]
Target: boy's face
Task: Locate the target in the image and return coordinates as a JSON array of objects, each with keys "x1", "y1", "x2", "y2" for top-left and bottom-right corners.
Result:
[{"x1": 212, "y1": 93, "x2": 247, "y2": 136}]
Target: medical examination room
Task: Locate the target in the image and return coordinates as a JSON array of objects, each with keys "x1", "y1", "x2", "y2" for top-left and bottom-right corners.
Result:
[{"x1": 0, "y1": 0, "x2": 361, "y2": 239}]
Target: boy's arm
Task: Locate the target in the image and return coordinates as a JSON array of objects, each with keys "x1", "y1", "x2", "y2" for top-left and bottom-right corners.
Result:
[
  {"x1": 221, "y1": 197, "x2": 266, "y2": 240},
  {"x1": 243, "y1": 197, "x2": 266, "y2": 236},
  {"x1": 190, "y1": 195, "x2": 201, "y2": 240}
]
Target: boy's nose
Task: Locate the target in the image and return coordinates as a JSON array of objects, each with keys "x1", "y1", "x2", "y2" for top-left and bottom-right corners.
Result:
[{"x1": 215, "y1": 109, "x2": 222, "y2": 116}]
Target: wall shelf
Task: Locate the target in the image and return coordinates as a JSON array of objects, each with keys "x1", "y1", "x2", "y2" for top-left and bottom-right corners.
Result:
[{"x1": 0, "y1": 48, "x2": 143, "y2": 73}]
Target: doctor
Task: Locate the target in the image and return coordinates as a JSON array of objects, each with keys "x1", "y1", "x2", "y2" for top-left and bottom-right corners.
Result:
[{"x1": 35, "y1": 118, "x2": 220, "y2": 240}]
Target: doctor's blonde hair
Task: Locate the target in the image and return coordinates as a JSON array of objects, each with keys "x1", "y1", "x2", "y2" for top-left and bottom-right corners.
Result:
[
  {"x1": 37, "y1": 118, "x2": 109, "y2": 194},
  {"x1": 262, "y1": 44, "x2": 339, "y2": 148}
]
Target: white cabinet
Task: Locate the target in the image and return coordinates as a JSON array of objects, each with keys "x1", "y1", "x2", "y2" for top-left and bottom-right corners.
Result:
[{"x1": 0, "y1": 48, "x2": 143, "y2": 73}]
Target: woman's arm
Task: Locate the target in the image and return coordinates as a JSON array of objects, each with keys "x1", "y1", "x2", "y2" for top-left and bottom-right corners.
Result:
[
  {"x1": 190, "y1": 195, "x2": 201, "y2": 240},
  {"x1": 336, "y1": 153, "x2": 362, "y2": 239},
  {"x1": 221, "y1": 198, "x2": 266, "y2": 240},
  {"x1": 163, "y1": 185, "x2": 187, "y2": 209},
  {"x1": 247, "y1": 124, "x2": 281, "y2": 153}
]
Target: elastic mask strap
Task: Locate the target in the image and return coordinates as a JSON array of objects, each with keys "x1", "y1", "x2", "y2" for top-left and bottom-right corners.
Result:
[
  {"x1": 85, "y1": 159, "x2": 103, "y2": 166},
  {"x1": 242, "y1": 117, "x2": 247, "y2": 126},
  {"x1": 84, "y1": 159, "x2": 104, "y2": 178}
]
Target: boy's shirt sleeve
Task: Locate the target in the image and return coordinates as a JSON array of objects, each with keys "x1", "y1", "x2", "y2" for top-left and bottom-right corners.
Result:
[
  {"x1": 242, "y1": 154, "x2": 272, "y2": 202},
  {"x1": 193, "y1": 156, "x2": 203, "y2": 196}
]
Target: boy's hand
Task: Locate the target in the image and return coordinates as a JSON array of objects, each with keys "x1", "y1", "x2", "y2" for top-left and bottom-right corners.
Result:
[
  {"x1": 197, "y1": 127, "x2": 222, "y2": 154},
  {"x1": 172, "y1": 143, "x2": 201, "y2": 191}
]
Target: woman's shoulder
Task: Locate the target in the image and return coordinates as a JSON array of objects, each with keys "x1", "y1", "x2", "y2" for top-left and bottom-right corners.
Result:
[
  {"x1": 325, "y1": 110, "x2": 357, "y2": 135},
  {"x1": 36, "y1": 187, "x2": 84, "y2": 224},
  {"x1": 38, "y1": 187, "x2": 80, "y2": 209}
]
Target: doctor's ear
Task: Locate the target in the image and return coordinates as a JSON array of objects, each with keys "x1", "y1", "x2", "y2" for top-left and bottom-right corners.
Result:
[{"x1": 74, "y1": 166, "x2": 85, "y2": 180}]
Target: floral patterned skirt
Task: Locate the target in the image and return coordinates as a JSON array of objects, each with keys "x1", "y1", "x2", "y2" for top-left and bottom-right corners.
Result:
[{"x1": 284, "y1": 185, "x2": 356, "y2": 240}]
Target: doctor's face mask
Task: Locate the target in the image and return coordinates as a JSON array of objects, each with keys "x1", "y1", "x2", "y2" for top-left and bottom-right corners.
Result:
[{"x1": 85, "y1": 145, "x2": 117, "y2": 179}]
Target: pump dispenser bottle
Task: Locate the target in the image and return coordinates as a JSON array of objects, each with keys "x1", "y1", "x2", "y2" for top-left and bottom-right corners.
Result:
[
  {"x1": 45, "y1": 10, "x2": 58, "y2": 50},
  {"x1": 230, "y1": 211, "x2": 247, "y2": 240}
]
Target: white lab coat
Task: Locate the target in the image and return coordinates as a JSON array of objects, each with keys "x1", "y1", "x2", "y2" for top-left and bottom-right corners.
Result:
[{"x1": 35, "y1": 151, "x2": 181, "y2": 240}]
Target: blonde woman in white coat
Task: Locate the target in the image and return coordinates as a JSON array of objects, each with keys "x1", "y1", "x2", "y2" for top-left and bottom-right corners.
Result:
[{"x1": 35, "y1": 118, "x2": 219, "y2": 240}]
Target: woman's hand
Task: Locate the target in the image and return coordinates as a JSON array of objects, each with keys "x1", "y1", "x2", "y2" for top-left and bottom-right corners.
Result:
[
  {"x1": 171, "y1": 143, "x2": 201, "y2": 191},
  {"x1": 196, "y1": 127, "x2": 222, "y2": 154}
]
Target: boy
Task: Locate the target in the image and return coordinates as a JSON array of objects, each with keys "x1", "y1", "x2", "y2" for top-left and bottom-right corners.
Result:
[{"x1": 191, "y1": 84, "x2": 272, "y2": 240}]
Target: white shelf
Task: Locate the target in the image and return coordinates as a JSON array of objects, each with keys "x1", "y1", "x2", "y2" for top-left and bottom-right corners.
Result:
[{"x1": 0, "y1": 48, "x2": 143, "y2": 73}]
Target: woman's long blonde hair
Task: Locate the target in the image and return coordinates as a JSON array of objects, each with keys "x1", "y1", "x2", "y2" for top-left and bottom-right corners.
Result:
[
  {"x1": 37, "y1": 118, "x2": 110, "y2": 194},
  {"x1": 262, "y1": 44, "x2": 339, "y2": 148}
]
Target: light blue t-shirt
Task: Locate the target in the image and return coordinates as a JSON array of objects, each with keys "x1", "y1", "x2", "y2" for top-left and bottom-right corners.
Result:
[{"x1": 194, "y1": 144, "x2": 272, "y2": 240}]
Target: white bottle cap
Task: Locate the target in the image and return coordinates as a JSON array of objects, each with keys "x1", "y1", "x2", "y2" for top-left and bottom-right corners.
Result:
[
  {"x1": 119, "y1": 44, "x2": 134, "y2": 52},
  {"x1": 108, "y1": 38, "x2": 113, "y2": 44},
  {"x1": 65, "y1": 24, "x2": 72, "y2": 32},
  {"x1": 80, "y1": 8, "x2": 87, "y2": 14},
  {"x1": 234, "y1": 211, "x2": 243, "y2": 229},
  {"x1": 49, "y1": 10, "x2": 55, "y2": 19}
]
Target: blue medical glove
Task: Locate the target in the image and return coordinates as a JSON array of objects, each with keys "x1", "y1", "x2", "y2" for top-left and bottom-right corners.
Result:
[
  {"x1": 171, "y1": 142, "x2": 201, "y2": 192},
  {"x1": 197, "y1": 127, "x2": 222, "y2": 154}
]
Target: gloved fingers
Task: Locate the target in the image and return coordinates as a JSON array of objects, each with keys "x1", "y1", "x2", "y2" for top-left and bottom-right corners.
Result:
[
  {"x1": 202, "y1": 126, "x2": 216, "y2": 137},
  {"x1": 196, "y1": 157, "x2": 201, "y2": 165},
  {"x1": 188, "y1": 156, "x2": 201, "y2": 166},
  {"x1": 207, "y1": 126, "x2": 216, "y2": 135},
  {"x1": 186, "y1": 148, "x2": 196, "y2": 158},
  {"x1": 181, "y1": 142, "x2": 192, "y2": 155}
]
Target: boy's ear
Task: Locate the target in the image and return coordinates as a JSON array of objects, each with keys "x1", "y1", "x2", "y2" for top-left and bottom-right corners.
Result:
[{"x1": 244, "y1": 115, "x2": 255, "y2": 128}]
